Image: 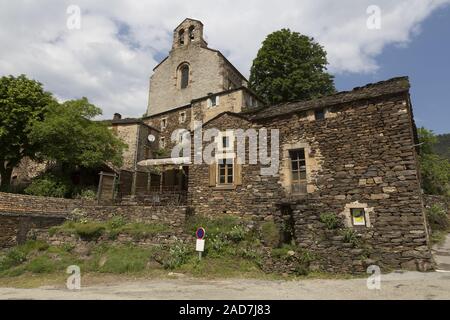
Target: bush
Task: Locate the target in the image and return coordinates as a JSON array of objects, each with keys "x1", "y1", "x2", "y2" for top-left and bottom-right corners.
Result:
[
  {"x1": 227, "y1": 225, "x2": 247, "y2": 243},
  {"x1": 427, "y1": 204, "x2": 449, "y2": 231},
  {"x1": 261, "y1": 221, "x2": 280, "y2": 248},
  {"x1": 74, "y1": 222, "x2": 105, "y2": 241},
  {"x1": 78, "y1": 188, "x2": 97, "y2": 200},
  {"x1": 341, "y1": 228, "x2": 359, "y2": 247},
  {"x1": 319, "y1": 213, "x2": 341, "y2": 230},
  {"x1": 163, "y1": 241, "x2": 190, "y2": 270},
  {"x1": 24, "y1": 174, "x2": 70, "y2": 198}
]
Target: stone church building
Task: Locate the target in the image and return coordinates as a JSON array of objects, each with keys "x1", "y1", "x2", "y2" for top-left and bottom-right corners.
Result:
[{"x1": 102, "y1": 18, "x2": 433, "y2": 272}]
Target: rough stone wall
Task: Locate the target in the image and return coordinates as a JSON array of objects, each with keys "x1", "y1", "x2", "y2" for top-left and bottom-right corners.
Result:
[
  {"x1": 147, "y1": 45, "x2": 226, "y2": 116},
  {"x1": 256, "y1": 92, "x2": 432, "y2": 272},
  {"x1": 192, "y1": 90, "x2": 245, "y2": 125},
  {"x1": 0, "y1": 192, "x2": 95, "y2": 215},
  {"x1": 0, "y1": 213, "x2": 66, "y2": 249},
  {"x1": 143, "y1": 105, "x2": 192, "y2": 153},
  {"x1": 71, "y1": 205, "x2": 188, "y2": 231},
  {"x1": 187, "y1": 113, "x2": 282, "y2": 220},
  {"x1": 187, "y1": 92, "x2": 432, "y2": 272},
  {"x1": 0, "y1": 192, "x2": 188, "y2": 248}
]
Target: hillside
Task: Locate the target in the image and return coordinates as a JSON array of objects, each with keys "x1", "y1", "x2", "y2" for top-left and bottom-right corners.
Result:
[{"x1": 434, "y1": 133, "x2": 450, "y2": 160}]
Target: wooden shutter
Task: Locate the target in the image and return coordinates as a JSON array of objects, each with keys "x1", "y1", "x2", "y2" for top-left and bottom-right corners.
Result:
[
  {"x1": 209, "y1": 163, "x2": 216, "y2": 187},
  {"x1": 234, "y1": 159, "x2": 242, "y2": 186}
]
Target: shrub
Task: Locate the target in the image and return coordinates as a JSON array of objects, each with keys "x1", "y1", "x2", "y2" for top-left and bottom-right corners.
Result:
[
  {"x1": 227, "y1": 225, "x2": 247, "y2": 243},
  {"x1": 79, "y1": 188, "x2": 97, "y2": 200},
  {"x1": 261, "y1": 221, "x2": 280, "y2": 248},
  {"x1": 427, "y1": 204, "x2": 449, "y2": 231},
  {"x1": 271, "y1": 244, "x2": 297, "y2": 259},
  {"x1": 108, "y1": 216, "x2": 127, "y2": 229},
  {"x1": 319, "y1": 213, "x2": 341, "y2": 230},
  {"x1": 25, "y1": 255, "x2": 56, "y2": 273},
  {"x1": 74, "y1": 222, "x2": 105, "y2": 241},
  {"x1": 341, "y1": 228, "x2": 359, "y2": 246},
  {"x1": 24, "y1": 174, "x2": 70, "y2": 198},
  {"x1": 163, "y1": 241, "x2": 190, "y2": 270}
]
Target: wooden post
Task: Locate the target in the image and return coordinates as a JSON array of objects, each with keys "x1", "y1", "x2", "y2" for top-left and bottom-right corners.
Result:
[
  {"x1": 159, "y1": 168, "x2": 164, "y2": 193},
  {"x1": 97, "y1": 171, "x2": 104, "y2": 205},
  {"x1": 147, "y1": 171, "x2": 151, "y2": 194},
  {"x1": 131, "y1": 170, "x2": 137, "y2": 197}
]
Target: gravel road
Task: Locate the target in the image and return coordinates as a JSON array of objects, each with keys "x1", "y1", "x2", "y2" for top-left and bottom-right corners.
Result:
[{"x1": 0, "y1": 271, "x2": 449, "y2": 300}]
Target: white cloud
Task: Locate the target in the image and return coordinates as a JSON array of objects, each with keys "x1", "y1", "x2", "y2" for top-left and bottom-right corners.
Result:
[{"x1": 0, "y1": 0, "x2": 449, "y2": 118}]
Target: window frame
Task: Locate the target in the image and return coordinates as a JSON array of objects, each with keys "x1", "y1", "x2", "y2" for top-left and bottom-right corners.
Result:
[
  {"x1": 217, "y1": 157, "x2": 234, "y2": 185},
  {"x1": 180, "y1": 64, "x2": 190, "y2": 89},
  {"x1": 179, "y1": 111, "x2": 186, "y2": 124},
  {"x1": 159, "y1": 137, "x2": 166, "y2": 149},
  {"x1": 160, "y1": 117, "x2": 167, "y2": 130},
  {"x1": 289, "y1": 148, "x2": 307, "y2": 194},
  {"x1": 351, "y1": 208, "x2": 366, "y2": 226},
  {"x1": 217, "y1": 131, "x2": 234, "y2": 153}
]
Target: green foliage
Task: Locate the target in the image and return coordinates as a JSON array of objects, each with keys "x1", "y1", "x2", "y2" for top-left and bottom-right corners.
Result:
[
  {"x1": 249, "y1": 29, "x2": 335, "y2": 105},
  {"x1": 163, "y1": 241, "x2": 191, "y2": 270},
  {"x1": 418, "y1": 128, "x2": 450, "y2": 196},
  {"x1": 0, "y1": 240, "x2": 50, "y2": 273},
  {"x1": 52, "y1": 218, "x2": 171, "y2": 241},
  {"x1": 28, "y1": 97, "x2": 126, "y2": 169},
  {"x1": 427, "y1": 204, "x2": 449, "y2": 231},
  {"x1": 78, "y1": 188, "x2": 97, "y2": 200},
  {"x1": 24, "y1": 173, "x2": 71, "y2": 198},
  {"x1": 93, "y1": 245, "x2": 152, "y2": 274},
  {"x1": 271, "y1": 243, "x2": 297, "y2": 258},
  {"x1": 434, "y1": 133, "x2": 450, "y2": 160},
  {"x1": 319, "y1": 213, "x2": 341, "y2": 230},
  {"x1": 340, "y1": 228, "x2": 360, "y2": 247},
  {"x1": 0, "y1": 75, "x2": 55, "y2": 190},
  {"x1": 260, "y1": 221, "x2": 280, "y2": 248},
  {"x1": 73, "y1": 222, "x2": 105, "y2": 241}
]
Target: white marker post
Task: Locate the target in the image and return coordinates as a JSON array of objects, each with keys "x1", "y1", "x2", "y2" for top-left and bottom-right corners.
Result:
[{"x1": 196, "y1": 227, "x2": 206, "y2": 260}]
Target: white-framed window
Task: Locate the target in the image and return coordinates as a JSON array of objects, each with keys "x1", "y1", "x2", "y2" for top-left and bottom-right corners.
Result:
[
  {"x1": 216, "y1": 131, "x2": 234, "y2": 153},
  {"x1": 160, "y1": 118, "x2": 167, "y2": 130},
  {"x1": 207, "y1": 95, "x2": 219, "y2": 108},
  {"x1": 179, "y1": 111, "x2": 186, "y2": 124},
  {"x1": 159, "y1": 137, "x2": 166, "y2": 148}
]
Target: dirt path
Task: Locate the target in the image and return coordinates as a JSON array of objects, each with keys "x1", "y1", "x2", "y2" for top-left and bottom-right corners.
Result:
[
  {"x1": 0, "y1": 271, "x2": 449, "y2": 300},
  {"x1": 432, "y1": 233, "x2": 450, "y2": 271}
]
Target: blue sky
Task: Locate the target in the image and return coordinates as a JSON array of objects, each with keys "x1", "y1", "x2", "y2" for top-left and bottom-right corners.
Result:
[{"x1": 335, "y1": 5, "x2": 450, "y2": 134}]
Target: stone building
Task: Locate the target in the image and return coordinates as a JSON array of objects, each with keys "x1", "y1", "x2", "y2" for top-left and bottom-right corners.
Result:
[{"x1": 100, "y1": 18, "x2": 432, "y2": 272}]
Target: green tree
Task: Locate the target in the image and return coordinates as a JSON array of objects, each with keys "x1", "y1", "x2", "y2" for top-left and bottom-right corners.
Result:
[
  {"x1": 29, "y1": 97, "x2": 126, "y2": 170},
  {"x1": 418, "y1": 127, "x2": 450, "y2": 196},
  {"x1": 0, "y1": 75, "x2": 55, "y2": 190},
  {"x1": 249, "y1": 29, "x2": 335, "y2": 105}
]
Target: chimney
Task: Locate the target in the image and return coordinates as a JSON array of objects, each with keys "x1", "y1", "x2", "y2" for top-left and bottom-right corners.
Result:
[{"x1": 113, "y1": 113, "x2": 122, "y2": 120}]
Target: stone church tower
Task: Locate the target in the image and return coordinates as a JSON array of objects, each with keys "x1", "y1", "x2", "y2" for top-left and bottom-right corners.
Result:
[{"x1": 146, "y1": 18, "x2": 248, "y2": 116}]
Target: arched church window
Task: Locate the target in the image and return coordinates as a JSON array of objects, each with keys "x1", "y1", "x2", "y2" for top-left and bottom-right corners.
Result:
[
  {"x1": 180, "y1": 64, "x2": 189, "y2": 89},
  {"x1": 188, "y1": 26, "x2": 195, "y2": 41},
  {"x1": 179, "y1": 29, "x2": 185, "y2": 45}
]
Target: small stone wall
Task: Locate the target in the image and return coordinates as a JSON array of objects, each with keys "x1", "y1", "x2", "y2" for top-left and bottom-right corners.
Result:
[
  {"x1": 70, "y1": 205, "x2": 189, "y2": 231},
  {"x1": 0, "y1": 212, "x2": 66, "y2": 249},
  {"x1": 0, "y1": 192, "x2": 189, "y2": 248},
  {"x1": 0, "y1": 192, "x2": 96, "y2": 215}
]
